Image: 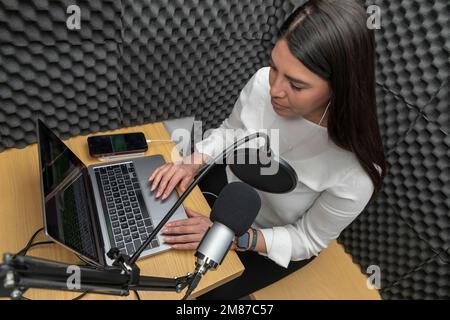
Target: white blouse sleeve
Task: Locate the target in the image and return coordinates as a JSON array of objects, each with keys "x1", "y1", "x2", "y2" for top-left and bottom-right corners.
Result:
[
  {"x1": 259, "y1": 167, "x2": 375, "y2": 268},
  {"x1": 194, "y1": 68, "x2": 265, "y2": 158}
]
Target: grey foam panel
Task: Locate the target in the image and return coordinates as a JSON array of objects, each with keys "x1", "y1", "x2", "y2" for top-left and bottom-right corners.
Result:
[
  {"x1": 0, "y1": 0, "x2": 123, "y2": 151},
  {"x1": 337, "y1": 0, "x2": 449, "y2": 299},
  {"x1": 385, "y1": 116, "x2": 450, "y2": 252},
  {"x1": 381, "y1": 253, "x2": 450, "y2": 299},
  {"x1": 0, "y1": 40, "x2": 123, "y2": 150},
  {"x1": 422, "y1": 82, "x2": 449, "y2": 135},
  {"x1": 0, "y1": 0, "x2": 122, "y2": 45},
  {"x1": 340, "y1": 112, "x2": 449, "y2": 299},
  {"x1": 438, "y1": 247, "x2": 450, "y2": 265},
  {"x1": 339, "y1": 194, "x2": 438, "y2": 290},
  {"x1": 371, "y1": 0, "x2": 449, "y2": 108},
  {"x1": 375, "y1": 86, "x2": 421, "y2": 153},
  {"x1": 119, "y1": 0, "x2": 275, "y2": 131},
  {"x1": 200, "y1": 38, "x2": 270, "y2": 130}
]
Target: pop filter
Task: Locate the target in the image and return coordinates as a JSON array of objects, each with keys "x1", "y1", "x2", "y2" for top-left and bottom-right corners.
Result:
[{"x1": 227, "y1": 147, "x2": 298, "y2": 194}]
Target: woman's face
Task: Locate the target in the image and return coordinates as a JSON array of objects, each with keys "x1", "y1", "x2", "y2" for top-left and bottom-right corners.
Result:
[{"x1": 269, "y1": 39, "x2": 332, "y2": 124}]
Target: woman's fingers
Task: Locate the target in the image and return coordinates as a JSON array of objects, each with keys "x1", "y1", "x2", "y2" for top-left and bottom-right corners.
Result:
[
  {"x1": 161, "y1": 171, "x2": 186, "y2": 200},
  {"x1": 149, "y1": 164, "x2": 166, "y2": 182},
  {"x1": 156, "y1": 165, "x2": 179, "y2": 198},
  {"x1": 161, "y1": 207, "x2": 211, "y2": 250},
  {"x1": 162, "y1": 224, "x2": 206, "y2": 235},
  {"x1": 163, "y1": 233, "x2": 203, "y2": 244},
  {"x1": 170, "y1": 243, "x2": 199, "y2": 250},
  {"x1": 150, "y1": 164, "x2": 172, "y2": 191},
  {"x1": 166, "y1": 217, "x2": 202, "y2": 227},
  {"x1": 148, "y1": 167, "x2": 158, "y2": 182}
]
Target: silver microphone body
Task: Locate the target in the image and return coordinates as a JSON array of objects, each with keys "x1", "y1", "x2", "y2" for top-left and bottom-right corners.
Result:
[
  {"x1": 182, "y1": 223, "x2": 234, "y2": 299},
  {"x1": 194, "y1": 222, "x2": 234, "y2": 274}
]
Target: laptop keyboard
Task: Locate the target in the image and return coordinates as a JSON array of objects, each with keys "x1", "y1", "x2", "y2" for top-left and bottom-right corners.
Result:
[{"x1": 94, "y1": 162, "x2": 159, "y2": 256}]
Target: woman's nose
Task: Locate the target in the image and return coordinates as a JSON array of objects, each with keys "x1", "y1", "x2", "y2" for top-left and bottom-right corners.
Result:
[{"x1": 270, "y1": 76, "x2": 287, "y2": 99}]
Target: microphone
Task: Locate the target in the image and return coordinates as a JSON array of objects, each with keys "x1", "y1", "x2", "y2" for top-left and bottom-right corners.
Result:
[{"x1": 183, "y1": 182, "x2": 261, "y2": 299}]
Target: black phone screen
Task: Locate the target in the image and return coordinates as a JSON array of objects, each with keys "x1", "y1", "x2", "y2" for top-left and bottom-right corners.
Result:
[{"x1": 88, "y1": 133, "x2": 147, "y2": 156}]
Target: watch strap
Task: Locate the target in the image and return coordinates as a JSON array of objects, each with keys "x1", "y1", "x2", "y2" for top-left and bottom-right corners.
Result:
[{"x1": 250, "y1": 228, "x2": 258, "y2": 251}]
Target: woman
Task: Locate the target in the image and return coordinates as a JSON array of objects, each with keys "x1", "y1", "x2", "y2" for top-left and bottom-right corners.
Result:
[{"x1": 148, "y1": 0, "x2": 386, "y2": 299}]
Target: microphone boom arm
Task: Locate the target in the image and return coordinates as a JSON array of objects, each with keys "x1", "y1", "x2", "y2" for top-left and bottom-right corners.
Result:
[{"x1": 0, "y1": 253, "x2": 193, "y2": 299}]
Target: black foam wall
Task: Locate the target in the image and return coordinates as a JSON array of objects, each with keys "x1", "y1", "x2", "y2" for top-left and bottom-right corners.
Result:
[
  {"x1": 0, "y1": 0, "x2": 448, "y2": 299},
  {"x1": 336, "y1": 0, "x2": 449, "y2": 299},
  {"x1": 0, "y1": 0, "x2": 123, "y2": 146},
  {"x1": 0, "y1": 0, "x2": 276, "y2": 150}
]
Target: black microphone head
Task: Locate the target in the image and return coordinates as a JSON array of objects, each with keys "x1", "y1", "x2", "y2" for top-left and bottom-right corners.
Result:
[{"x1": 210, "y1": 182, "x2": 261, "y2": 236}]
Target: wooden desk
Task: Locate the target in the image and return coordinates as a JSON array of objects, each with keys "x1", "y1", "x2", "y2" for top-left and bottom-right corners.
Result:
[
  {"x1": 251, "y1": 241, "x2": 381, "y2": 300},
  {"x1": 0, "y1": 122, "x2": 244, "y2": 300}
]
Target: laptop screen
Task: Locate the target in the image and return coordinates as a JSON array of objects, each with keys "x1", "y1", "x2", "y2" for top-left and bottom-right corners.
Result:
[{"x1": 37, "y1": 119, "x2": 99, "y2": 262}]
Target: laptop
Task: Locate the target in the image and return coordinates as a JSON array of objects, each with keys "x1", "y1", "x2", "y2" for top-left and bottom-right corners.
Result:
[{"x1": 36, "y1": 119, "x2": 188, "y2": 266}]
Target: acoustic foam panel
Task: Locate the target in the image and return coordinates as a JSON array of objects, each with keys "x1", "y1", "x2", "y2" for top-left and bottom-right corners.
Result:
[
  {"x1": 0, "y1": 0, "x2": 123, "y2": 151},
  {"x1": 381, "y1": 252, "x2": 450, "y2": 299},
  {"x1": 422, "y1": 82, "x2": 449, "y2": 135},
  {"x1": 0, "y1": 0, "x2": 122, "y2": 45},
  {"x1": 337, "y1": 0, "x2": 449, "y2": 299},
  {"x1": 119, "y1": 0, "x2": 275, "y2": 133},
  {"x1": 371, "y1": 0, "x2": 449, "y2": 109},
  {"x1": 385, "y1": 116, "x2": 449, "y2": 252},
  {"x1": 375, "y1": 86, "x2": 422, "y2": 153},
  {"x1": 338, "y1": 194, "x2": 439, "y2": 291}
]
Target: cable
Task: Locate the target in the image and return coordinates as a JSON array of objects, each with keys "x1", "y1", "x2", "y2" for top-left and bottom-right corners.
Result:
[
  {"x1": 76, "y1": 254, "x2": 98, "y2": 267},
  {"x1": 14, "y1": 227, "x2": 45, "y2": 257},
  {"x1": 72, "y1": 291, "x2": 89, "y2": 300},
  {"x1": 12, "y1": 228, "x2": 90, "y2": 301},
  {"x1": 134, "y1": 290, "x2": 141, "y2": 300},
  {"x1": 202, "y1": 191, "x2": 219, "y2": 199},
  {"x1": 20, "y1": 241, "x2": 55, "y2": 255}
]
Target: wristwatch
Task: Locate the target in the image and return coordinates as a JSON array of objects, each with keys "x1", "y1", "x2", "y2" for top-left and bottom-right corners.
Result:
[
  {"x1": 236, "y1": 228, "x2": 258, "y2": 251},
  {"x1": 236, "y1": 231, "x2": 251, "y2": 251}
]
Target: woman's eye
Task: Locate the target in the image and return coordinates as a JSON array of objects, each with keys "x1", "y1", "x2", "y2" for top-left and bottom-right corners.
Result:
[{"x1": 290, "y1": 84, "x2": 303, "y2": 91}]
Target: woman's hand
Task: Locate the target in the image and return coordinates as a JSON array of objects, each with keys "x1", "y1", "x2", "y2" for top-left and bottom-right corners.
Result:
[
  {"x1": 148, "y1": 152, "x2": 211, "y2": 200},
  {"x1": 162, "y1": 207, "x2": 212, "y2": 250}
]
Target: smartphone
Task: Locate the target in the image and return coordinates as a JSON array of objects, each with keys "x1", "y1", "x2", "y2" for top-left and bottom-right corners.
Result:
[{"x1": 88, "y1": 132, "x2": 148, "y2": 157}]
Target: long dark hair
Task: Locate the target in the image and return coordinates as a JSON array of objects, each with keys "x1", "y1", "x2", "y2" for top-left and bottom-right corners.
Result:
[{"x1": 278, "y1": 0, "x2": 386, "y2": 199}]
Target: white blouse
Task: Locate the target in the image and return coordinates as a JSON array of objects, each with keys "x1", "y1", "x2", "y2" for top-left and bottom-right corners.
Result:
[{"x1": 195, "y1": 67, "x2": 374, "y2": 268}]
